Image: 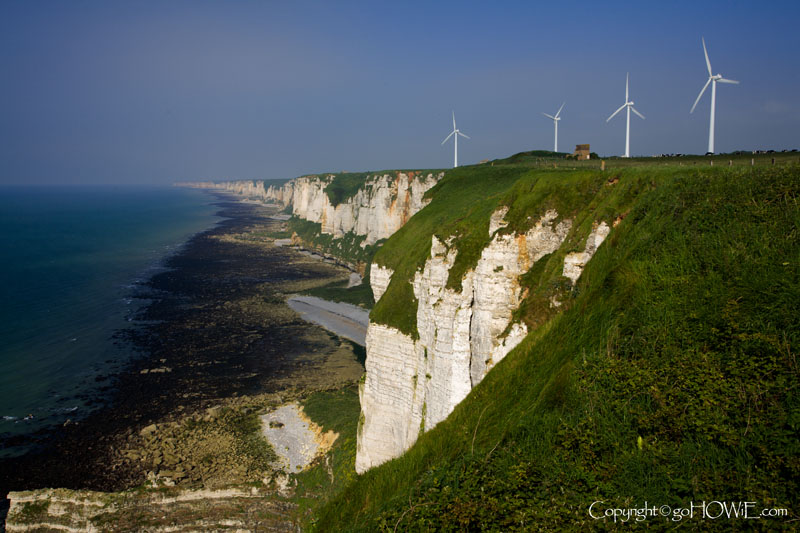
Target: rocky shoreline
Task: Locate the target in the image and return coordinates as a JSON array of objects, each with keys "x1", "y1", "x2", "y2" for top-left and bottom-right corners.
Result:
[{"x1": 1, "y1": 193, "x2": 365, "y2": 527}]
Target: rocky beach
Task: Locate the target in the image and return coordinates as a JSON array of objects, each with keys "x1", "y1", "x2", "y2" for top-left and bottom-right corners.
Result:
[{"x1": 1, "y1": 192, "x2": 366, "y2": 529}]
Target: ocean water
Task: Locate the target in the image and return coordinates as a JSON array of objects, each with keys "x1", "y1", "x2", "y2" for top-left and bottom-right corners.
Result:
[{"x1": 0, "y1": 185, "x2": 219, "y2": 456}]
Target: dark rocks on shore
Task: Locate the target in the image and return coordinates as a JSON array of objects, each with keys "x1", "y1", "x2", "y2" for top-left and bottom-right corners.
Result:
[{"x1": 0, "y1": 194, "x2": 361, "y2": 498}]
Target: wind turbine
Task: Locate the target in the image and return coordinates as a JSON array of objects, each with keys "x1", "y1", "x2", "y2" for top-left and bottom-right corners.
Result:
[
  {"x1": 690, "y1": 37, "x2": 739, "y2": 154},
  {"x1": 441, "y1": 111, "x2": 470, "y2": 167},
  {"x1": 542, "y1": 102, "x2": 565, "y2": 153},
  {"x1": 606, "y1": 73, "x2": 644, "y2": 158}
]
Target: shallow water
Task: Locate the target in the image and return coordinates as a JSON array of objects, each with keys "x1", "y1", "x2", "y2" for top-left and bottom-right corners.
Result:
[{"x1": 0, "y1": 185, "x2": 219, "y2": 455}]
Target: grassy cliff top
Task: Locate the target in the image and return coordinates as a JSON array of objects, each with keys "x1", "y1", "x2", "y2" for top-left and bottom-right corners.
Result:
[
  {"x1": 369, "y1": 163, "x2": 651, "y2": 337},
  {"x1": 370, "y1": 155, "x2": 799, "y2": 338},
  {"x1": 320, "y1": 161, "x2": 800, "y2": 530}
]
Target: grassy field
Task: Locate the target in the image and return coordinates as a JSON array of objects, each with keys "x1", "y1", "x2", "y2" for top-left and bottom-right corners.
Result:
[
  {"x1": 313, "y1": 157, "x2": 799, "y2": 530},
  {"x1": 488, "y1": 148, "x2": 799, "y2": 170}
]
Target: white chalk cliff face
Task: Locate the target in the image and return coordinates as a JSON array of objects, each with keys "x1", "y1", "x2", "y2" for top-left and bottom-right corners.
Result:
[
  {"x1": 369, "y1": 265, "x2": 394, "y2": 302},
  {"x1": 357, "y1": 210, "x2": 612, "y2": 473},
  {"x1": 188, "y1": 172, "x2": 442, "y2": 246},
  {"x1": 563, "y1": 221, "x2": 611, "y2": 284}
]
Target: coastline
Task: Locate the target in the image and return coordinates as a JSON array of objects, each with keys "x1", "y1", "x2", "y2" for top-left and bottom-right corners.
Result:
[
  {"x1": 0, "y1": 192, "x2": 365, "y2": 502},
  {"x1": 0, "y1": 185, "x2": 222, "y2": 453}
]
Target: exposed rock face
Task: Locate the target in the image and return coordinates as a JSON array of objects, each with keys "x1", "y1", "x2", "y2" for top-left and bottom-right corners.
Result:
[
  {"x1": 563, "y1": 221, "x2": 610, "y2": 284},
  {"x1": 182, "y1": 172, "x2": 442, "y2": 246},
  {"x1": 356, "y1": 324, "x2": 425, "y2": 471},
  {"x1": 369, "y1": 264, "x2": 394, "y2": 302},
  {"x1": 356, "y1": 210, "x2": 574, "y2": 473}
]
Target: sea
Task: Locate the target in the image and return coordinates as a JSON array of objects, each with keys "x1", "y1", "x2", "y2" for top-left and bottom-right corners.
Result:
[{"x1": 0, "y1": 185, "x2": 220, "y2": 457}]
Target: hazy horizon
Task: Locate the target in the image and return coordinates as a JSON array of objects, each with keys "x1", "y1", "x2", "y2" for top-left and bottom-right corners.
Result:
[{"x1": 2, "y1": 1, "x2": 799, "y2": 186}]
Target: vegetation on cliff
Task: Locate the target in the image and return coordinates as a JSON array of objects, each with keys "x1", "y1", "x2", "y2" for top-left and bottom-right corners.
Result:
[
  {"x1": 369, "y1": 160, "x2": 651, "y2": 338},
  {"x1": 318, "y1": 160, "x2": 799, "y2": 530},
  {"x1": 318, "y1": 172, "x2": 372, "y2": 206},
  {"x1": 288, "y1": 216, "x2": 382, "y2": 270}
]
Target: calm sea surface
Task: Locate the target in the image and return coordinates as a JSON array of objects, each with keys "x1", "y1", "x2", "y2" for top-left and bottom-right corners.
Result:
[{"x1": 0, "y1": 185, "x2": 219, "y2": 456}]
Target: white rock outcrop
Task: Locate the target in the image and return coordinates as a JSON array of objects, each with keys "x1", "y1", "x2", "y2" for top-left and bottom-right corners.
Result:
[
  {"x1": 563, "y1": 221, "x2": 611, "y2": 284},
  {"x1": 356, "y1": 209, "x2": 574, "y2": 473},
  {"x1": 369, "y1": 264, "x2": 394, "y2": 302},
  {"x1": 356, "y1": 324, "x2": 426, "y2": 471}
]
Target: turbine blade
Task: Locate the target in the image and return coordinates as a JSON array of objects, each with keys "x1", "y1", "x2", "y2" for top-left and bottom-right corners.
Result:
[
  {"x1": 607, "y1": 103, "x2": 626, "y2": 122},
  {"x1": 626, "y1": 73, "x2": 629, "y2": 101},
  {"x1": 441, "y1": 130, "x2": 455, "y2": 145},
  {"x1": 718, "y1": 77, "x2": 739, "y2": 84},
  {"x1": 458, "y1": 132, "x2": 470, "y2": 139},
  {"x1": 452, "y1": 111, "x2": 456, "y2": 130},
  {"x1": 690, "y1": 77, "x2": 712, "y2": 113},
  {"x1": 631, "y1": 107, "x2": 645, "y2": 120},
  {"x1": 555, "y1": 102, "x2": 565, "y2": 118},
  {"x1": 542, "y1": 112, "x2": 556, "y2": 120},
  {"x1": 702, "y1": 37, "x2": 712, "y2": 77}
]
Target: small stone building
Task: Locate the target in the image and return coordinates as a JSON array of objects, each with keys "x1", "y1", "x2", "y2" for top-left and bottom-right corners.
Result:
[{"x1": 574, "y1": 144, "x2": 591, "y2": 160}]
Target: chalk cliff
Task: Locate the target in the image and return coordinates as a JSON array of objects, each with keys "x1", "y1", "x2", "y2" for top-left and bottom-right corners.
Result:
[
  {"x1": 182, "y1": 171, "x2": 442, "y2": 246},
  {"x1": 182, "y1": 174, "x2": 613, "y2": 476},
  {"x1": 356, "y1": 209, "x2": 610, "y2": 473}
]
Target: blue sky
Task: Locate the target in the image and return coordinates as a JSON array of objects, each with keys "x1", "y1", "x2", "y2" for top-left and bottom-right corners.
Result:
[{"x1": 1, "y1": 0, "x2": 798, "y2": 184}]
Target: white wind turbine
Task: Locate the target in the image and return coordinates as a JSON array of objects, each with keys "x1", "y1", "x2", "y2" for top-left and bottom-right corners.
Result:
[
  {"x1": 542, "y1": 102, "x2": 565, "y2": 153},
  {"x1": 441, "y1": 111, "x2": 470, "y2": 167},
  {"x1": 606, "y1": 73, "x2": 644, "y2": 158},
  {"x1": 690, "y1": 37, "x2": 739, "y2": 154}
]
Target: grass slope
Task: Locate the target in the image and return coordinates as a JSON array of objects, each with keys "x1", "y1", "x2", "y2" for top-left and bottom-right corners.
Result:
[
  {"x1": 370, "y1": 164, "x2": 652, "y2": 338},
  {"x1": 317, "y1": 164, "x2": 799, "y2": 530},
  {"x1": 292, "y1": 386, "x2": 362, "y2": 526}
]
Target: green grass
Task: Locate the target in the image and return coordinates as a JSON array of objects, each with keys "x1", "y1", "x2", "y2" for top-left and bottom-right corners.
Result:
[
  {"x1": 315, "y1": 163, "x2": 800, "y2": 531},
  {"x1": 370, "y1": 165, "x2": 655, "y2": 337},
  {"x1": 321, "y1": 172, "x2": 372, "y2": 206},
  {"x1": 287, "y1": 216, "x2": 384, "y2": 269},
  {"x1": 290, "y1": 385, "x2": 362, "y2": 527},
  {"x1": 370, "y1": 165, "x2": 529, "y2": 337},
  {"x1": 487, "y1": 149, "x2": 799, "y2": 171}
]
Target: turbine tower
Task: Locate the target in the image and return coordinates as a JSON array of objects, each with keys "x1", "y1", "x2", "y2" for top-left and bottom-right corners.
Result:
[
  {"x1": 606, "y1": 73, "x2": 645, "y2": 158},
  {"x1": 690, "y1": 37, "x2": 739, "y2": 154},
  {"x1": 542, "y1": 102, "x2": 565, "y2": 153},
  {"x1": 441, "y1": 111, "x2": 470, "y2": 168}
]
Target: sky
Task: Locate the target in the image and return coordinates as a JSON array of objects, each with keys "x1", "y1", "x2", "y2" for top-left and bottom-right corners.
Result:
[{"x1": 1, "y1": 0, "x2": 799, "y2": 185}]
